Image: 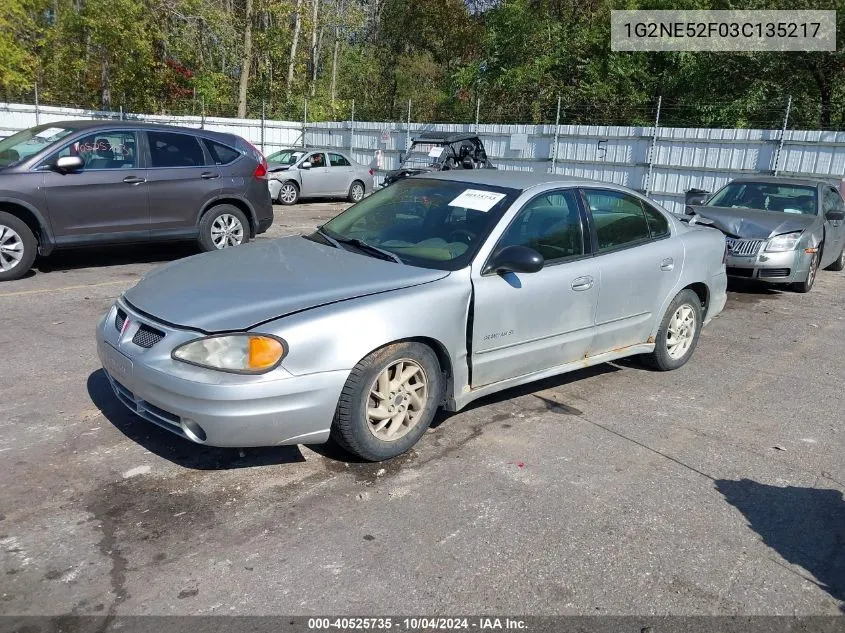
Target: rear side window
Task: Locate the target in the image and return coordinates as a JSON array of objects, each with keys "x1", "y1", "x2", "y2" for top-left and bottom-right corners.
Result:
[
  {"x1": 329, "y1": 153, "x2": 351, "y2": 167},
  {"x1": 148, "y1": 132, "x2": 205, "y2": 168},
  {"x1": 641, "y1": 200, "x2": 670, "y2": 238},
  {"x1": 204, "y1": 139, "x2": 241, "y2": 165},
  {"x1": 584, "y1": 189, "x2": 651, "y2": 251}
]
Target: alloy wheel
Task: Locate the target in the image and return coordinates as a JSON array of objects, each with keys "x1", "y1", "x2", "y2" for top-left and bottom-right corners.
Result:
[
  {"x1": 366, "y1": 359, "x2": 429, "y2": 442},
  {"x1": 666, "y1": 304, "x2": 696, "y2": 360},
  {"x1": 351, "y1": 183, "x2": 364, "y2": 202},
  {"x1": 0, "y1": 225, "x2": 24, "y2": 272},
  {"x1": 210, "y1": 214, "x2": 245, "y2": 249},
  {"x1": 281, "y1": 183, "x2": 298, "y2": 204}
]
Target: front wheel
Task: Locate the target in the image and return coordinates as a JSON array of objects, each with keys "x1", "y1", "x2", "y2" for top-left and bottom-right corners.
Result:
[
  {"x1": 278, "y1": 181, "x2": 299, "y2": 205},
  {"x1": 0, "y1": 212, "x2": 37, "y2": 282},
  {"x1": 330, "y1": 342, "x2": 443, "y2": 461},
  {"x1": 198, "y1": 205, "x2": 250, "y2": 252},
  {"x1": 791, "y1": 250, "x2": 819, "y2": 293},
  {"x1": 644, "y1": 289, "x2": 703, "y2": 371}
]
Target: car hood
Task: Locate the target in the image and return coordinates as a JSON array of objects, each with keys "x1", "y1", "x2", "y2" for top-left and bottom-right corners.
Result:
[
  {"x1": 690, "y1": 205, "x2": 817, "y2": 239},
  {"x1": 123, "y1": 236, "x2": 449, "y2": 332}
]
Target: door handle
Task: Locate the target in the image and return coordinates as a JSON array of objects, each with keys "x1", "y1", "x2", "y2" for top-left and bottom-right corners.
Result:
[
  {"x1": 660, "y1": 257, "x2": 674, "y2": 271},
  {"x1": 200, "y1": 172, "x2": 220, "y2": 180},
  {"x1": 571, "y1": 276, "x2": 594, "y2": 291},
  {"x1": 122, "y1": 176, "x2": 146, "y2": 185}
]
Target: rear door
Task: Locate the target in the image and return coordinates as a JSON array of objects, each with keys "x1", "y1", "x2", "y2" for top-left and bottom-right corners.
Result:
[
  {"x1": 327, "y1": 152, "x2": 355, "y2": 195},
  {"x1": 144, "y1": 130, "x2": 221, "y2": 234},
  {"x1": 41, "y1": 130, "x2": 150, "y2": 242},
  {"x1": 582, "y1": 188, "x2": 682, "y2": 355}
]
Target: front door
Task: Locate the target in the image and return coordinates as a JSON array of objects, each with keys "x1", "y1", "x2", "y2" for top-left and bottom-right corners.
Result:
[
  {"x1": 299, "y1": 152, "x2": 331, "y2": 197},
  {"x1": 470, "y1": 189, "x2": 598, "y2": 387},
  {"x1": 41, "y1": 130, "x2": 150, "y2": 242},
  {"x1": 822, "y1": 186, "x2": 845, "y2": 264},
  {"x1": 144, "y1": 131, "x2": 222, "y2": 234},
  {"x1": 581, "y1": 188, "x2": 683, "y2": 355}
]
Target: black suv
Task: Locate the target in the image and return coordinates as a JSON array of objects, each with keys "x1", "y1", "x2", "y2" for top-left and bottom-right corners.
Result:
[
  {"x1": 0, "y1": 120, "x2": 273, "y2": 281},
  {"x1": 381, "y1": 131, "x2": 495, "y2": 187}
]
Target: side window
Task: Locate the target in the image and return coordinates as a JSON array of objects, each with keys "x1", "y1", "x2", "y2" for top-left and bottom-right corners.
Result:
[
  {"x1": 51, "y1": 131, "x2": 138, "y2": 170},
  {"x1": 329, "y1": 153, "x2": 351, "y2": 167},
  {"x1": 307, "y1": 152, "x2": 326, "y2": 167},
  {"x1": 204, "y1": 139, "x2": 241, "y2": 165},
  {"x1": 584, "y1": 189, "x2": 651, "y2": 251},
  {"x1": 641, "y1": 200, "x2": 670, "y2": 238},
  {"x1": 497, "y1": 190, "x2": 584, "y2": 262},
  {"x1": 148, "y1": 132, "x2": 205, "y2": 168},
  {"x1": 824, "y1": 189, "x2": 844, "y2": 213}
]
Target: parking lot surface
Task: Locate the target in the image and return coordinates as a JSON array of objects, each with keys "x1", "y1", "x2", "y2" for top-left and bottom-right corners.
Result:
[{"x1": 1, "y1": 201, "x2": 843, "y2": 616}]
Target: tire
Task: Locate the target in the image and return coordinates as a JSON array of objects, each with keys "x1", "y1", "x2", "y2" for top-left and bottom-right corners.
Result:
[
  {"x1": 330, "y1": 342, "x2": 443, "y2": 461},
  {"x1": 791, "y1": 250, "x2": 819, "y2": 293},
  {"x1": 0, "y1": 212, "x2": 37, "y2": 282},
  {"x1": 825, "y1": 245, "x2": 845, "y2": 272},
  {"x1": 644, "y1": 289, "x2": 704, "y2": 371},
  {"x1": 278, "y1": 181, "x2": 299, "y2": 205},
  {"x1": 198, "y1": 205, "x2": 250, "y2": 252},
  {"x1": 348, "y1": 180, "x2": 365, "y2": 203}
]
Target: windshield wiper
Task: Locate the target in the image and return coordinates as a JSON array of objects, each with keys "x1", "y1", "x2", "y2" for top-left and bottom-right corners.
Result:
[{"x1": 317, "y1": 227, "x2": 403, "y2": 264}]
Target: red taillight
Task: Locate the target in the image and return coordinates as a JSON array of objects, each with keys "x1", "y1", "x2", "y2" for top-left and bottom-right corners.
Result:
[
  {"x1": 254, "y1": 159, "x2": 267, "y2": 178},
  {"x1": 368, "y1": 168, "x2": 374, "y2": 176}
]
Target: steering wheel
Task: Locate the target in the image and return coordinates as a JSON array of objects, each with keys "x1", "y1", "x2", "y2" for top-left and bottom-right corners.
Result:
[{"x1": 448, "y1": 229, "x2": 475, "y2": 245}]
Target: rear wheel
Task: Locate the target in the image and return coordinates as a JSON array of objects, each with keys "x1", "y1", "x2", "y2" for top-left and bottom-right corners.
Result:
[
  {"x1": 0, "y1": 212, "x2": 37, "y2": 282},
  {"x1": 644, "y1": 289, "x2": 703, "y2": 371},
  {"x1": 826, "y1": 245, "x2": 845, "y2": 271},
  {"x1": 278, "y1": 181, "x2": 299, "y2": 205},
  {"x1": 330, "y1": 342, "x2": 443, "y2": 461},
  {"x1": 348, "y1": 180, "x2": 365, "y2": 203},
  {"x1": 198, "y1": 205, "x2": 250, "y2": 252},
  {"x1": 792, "y1": 250, "x2": 819, "y2": 293}
]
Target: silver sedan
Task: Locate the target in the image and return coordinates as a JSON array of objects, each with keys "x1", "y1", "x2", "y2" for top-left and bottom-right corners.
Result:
[
  {"x1": 96, "y1": 172, "x2": 728, "y2": 461},
  {"x1": 266, "y1": 147, "x2": 374, "y2": 205}
]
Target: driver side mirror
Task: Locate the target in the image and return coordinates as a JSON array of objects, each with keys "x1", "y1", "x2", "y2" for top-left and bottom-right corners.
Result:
[
  {"x1": 54, "y1": 155, "x2": 84, "y2": 173},
  {"x1": 300, "y1": 161, "x2": 312, "y2": 170},
  {"x1": 826, "y1": 209, "x2": 845, "y2": 221},
  {"x1": 685, "y1": 188, "x2": 709, "y2": 206},
  {"x1": 483, "y1": 245, "x2": 544, "y2": 275}
]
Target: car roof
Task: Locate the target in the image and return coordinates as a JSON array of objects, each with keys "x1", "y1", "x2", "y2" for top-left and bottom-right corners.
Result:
[
  {"x1": 32, "y1": 119, "x2": 240, "y2": 143},
  {"x1": 413, "y1": 131, "x2": 480, "y2": 143},
  {"x1": 421, "y1": 169, "x2": 613, "y2": 191},
  {"x1": 729, "y1": 175, "x2": 834, "y2": 188}
]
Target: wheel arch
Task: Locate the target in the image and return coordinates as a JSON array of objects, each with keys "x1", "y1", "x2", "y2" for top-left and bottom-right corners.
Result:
[{"x1": 0, "y1": 198, "x2": 52, "y2": 254}]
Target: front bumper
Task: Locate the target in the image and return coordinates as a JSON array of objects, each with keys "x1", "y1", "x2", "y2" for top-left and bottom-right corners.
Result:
[
  {"x1": 725, "y1": 249, "x2": 811, "y2": 284},
  {"x1": 95, "y1": 304, "x2": 348, "y2": 448}
]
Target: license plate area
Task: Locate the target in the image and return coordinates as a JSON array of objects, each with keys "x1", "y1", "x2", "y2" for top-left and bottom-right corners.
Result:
[{"x1": 102, "y1": 343, "x2": 134, "y2": 380}]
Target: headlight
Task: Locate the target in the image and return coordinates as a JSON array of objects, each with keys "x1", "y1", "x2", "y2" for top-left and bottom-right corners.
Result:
[
  {"x1": 172, "y1": 334, "x2": 286, "y2": 374},
  {"x1": 765, "y1": 231, "x2": 802, "y2": 252}
]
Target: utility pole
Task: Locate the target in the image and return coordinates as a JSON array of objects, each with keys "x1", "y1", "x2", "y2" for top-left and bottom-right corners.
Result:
[
  {"x1": 773, "y1": 95, "x2": 792, "y2": 176},
  {"x1": 645, "y1": 96, "x2": 662, "y2": 197},
  {"x1": 550, "y1": 95, "x2": 561, "y2": 174}
]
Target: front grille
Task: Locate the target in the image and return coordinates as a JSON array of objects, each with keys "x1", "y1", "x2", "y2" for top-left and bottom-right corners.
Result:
[
  {"x1": 727, "y1": 266, "x2": 754, "y2": 278},
  {"x1": 725, "y1": 238, "x2": 764, "y2": 257},
  {"x1": 759, "y1": 268, "x2": 791, "y2": 278},
  {"x1": 132, "y1": 324, "x2": 165, "y2": 348},
  {"x1": 115, "y1": 309, "x2": 127, "y2": 332}
]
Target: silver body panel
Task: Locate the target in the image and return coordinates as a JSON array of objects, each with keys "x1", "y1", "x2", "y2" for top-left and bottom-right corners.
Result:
[
  {"x1": 96, "y1": 172, "x2": 728, "y2": 448},
  {"x1": 267, "y1": 148, "x2": 373, "y2": 201}
]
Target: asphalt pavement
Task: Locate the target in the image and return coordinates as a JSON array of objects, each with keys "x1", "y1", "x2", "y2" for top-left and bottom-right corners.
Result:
[{"x1": 1, "y1": 201, "x2": 843, "y2": 616}]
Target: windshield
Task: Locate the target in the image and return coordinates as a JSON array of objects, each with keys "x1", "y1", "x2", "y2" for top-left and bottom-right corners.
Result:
[
  {"x1": 707, "y1": 182, "x2": 818, "y2": 215},
  {"x1": 266, "y1": 149, "x2": 306, "y2": 165},
  {"x1": 0, "y1": 125, "x2": 76, "y2": 168},
  {"x1": 319, "y1": 178, "x2": 519, "y2": 270},
  {"x1": 401, "y1": 143, "x2": 448, "y2": 169}
]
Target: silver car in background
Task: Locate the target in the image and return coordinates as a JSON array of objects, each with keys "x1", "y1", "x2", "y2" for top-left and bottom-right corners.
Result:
[
  {"x1": 96, "y1": 172, "x2": 727, "y2": 462},
  {"x1": 684, "y1": 176, "x2": 845, "y2": 293},
  {"x1": 266, "y1": 147, "x2": 374, "y2": 205}
]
